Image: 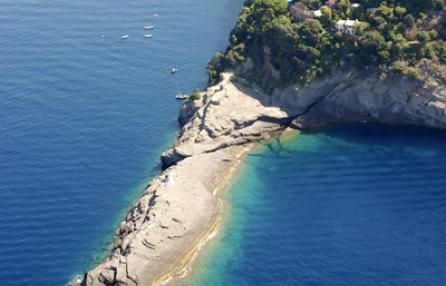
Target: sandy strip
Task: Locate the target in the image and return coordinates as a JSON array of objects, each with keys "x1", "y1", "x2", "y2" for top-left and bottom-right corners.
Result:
[
  {"x1": 148, "y1": 144, "x2": 254, "y2": 286},
  {"x1": 75, "y1": 72, "x2": 293, "y2": 286},
  {"x1": 150, "y1": 129, "x2": 304, "y2": 286}
]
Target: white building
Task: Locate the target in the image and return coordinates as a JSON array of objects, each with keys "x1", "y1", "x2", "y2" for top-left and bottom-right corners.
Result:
[
  {"x1": 312, "y1": 9, "x2": 322, "y2": 17},
  {"x1": 336, "y1": 18, "x2": 360, "y2": 34}
]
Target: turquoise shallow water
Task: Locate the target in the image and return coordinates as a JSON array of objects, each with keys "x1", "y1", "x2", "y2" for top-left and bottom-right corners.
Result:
[
  {"x1": 3, "y1": 1, "x2": 446, "y2": 285},
  {"x1": 0, "y1": 0, "x2": 242, "y2": 285},
  {"x1": 180, "y1": 124, "x2": 446, "y2": 286}
]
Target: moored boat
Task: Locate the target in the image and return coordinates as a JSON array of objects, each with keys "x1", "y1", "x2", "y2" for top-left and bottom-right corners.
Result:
[{"x1": 175, "y1": 93, "x2": 189, "y2": 100}]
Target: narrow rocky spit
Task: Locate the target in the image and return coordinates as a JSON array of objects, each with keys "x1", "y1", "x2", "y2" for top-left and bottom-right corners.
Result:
[{"x1": 73, "y1": 68, "x2": 446, "y2": 286}]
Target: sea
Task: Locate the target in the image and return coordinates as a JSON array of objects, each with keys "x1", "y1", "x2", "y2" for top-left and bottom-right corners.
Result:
[
  {"x1": 179, "y1": 125, "x2": 446, "y2": 286},
  {"x1": 0, "y1": 0, "x2": 243, "y2": 285},
  {"x1": 2, "y1": 1, "x2": 446, "y2": 286}
]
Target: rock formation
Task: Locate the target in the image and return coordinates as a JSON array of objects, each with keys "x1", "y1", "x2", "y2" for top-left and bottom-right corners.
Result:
[
  {"x1": 71, "y1": 74, "x2": 291, "y2": 286},
  {"x1": 73, "y1": 64, "x2": 445, "y2": 285}
]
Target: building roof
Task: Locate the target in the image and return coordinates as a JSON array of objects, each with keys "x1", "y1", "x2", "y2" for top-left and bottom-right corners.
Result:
[
  {"x1": 337, "y1": 19, "x2": 359, "y2": 27},
  {"x1": 312, "y1": 10, "x2": 322, "y2": 17}
]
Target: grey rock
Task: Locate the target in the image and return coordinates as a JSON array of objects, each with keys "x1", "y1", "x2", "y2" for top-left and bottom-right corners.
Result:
[{"x1": 74, "y1": 64, "x2": 446, "y2": 286}]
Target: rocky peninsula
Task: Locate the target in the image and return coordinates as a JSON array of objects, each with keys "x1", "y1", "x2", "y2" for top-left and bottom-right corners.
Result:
[
  {"x1": 72, "y1": 62, "x2": 445, "y2": 286},
  {"x1": 73, "y1": 0, "x2": 446, "y2": 284}
]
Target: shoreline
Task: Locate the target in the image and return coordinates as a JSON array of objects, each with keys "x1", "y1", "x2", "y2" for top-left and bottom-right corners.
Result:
[
  {"x1": 161, "y1": 128, "x2": 302, "y2": 286},
  {"x1": 152, "y1": 129, "x2": 302, "y2": 286},
  {"x1": 150, "y1": 199, "x2": 224, "y2": 286},
  {"x1": 158, "y1": 128, "x2": 301, "y2": 286},
  {"x1": 75, "y1": 66, "x2": 446, "y2": 286},
  {"x1": 149, "y1": 144, "x2": 254, "y2": 286},
  {"x1": 75, "y1": 73, "x2": 291, "y2": 286}
]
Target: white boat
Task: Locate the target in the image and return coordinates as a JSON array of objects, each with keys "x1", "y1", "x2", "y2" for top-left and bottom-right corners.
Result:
[
  {"x1": 153, "y1": 14, "x2": 159, "y2": 19},
  {"x1": 171, "y1": 68, "x2": 178, "y2": 74},
  {"x1": 175, "y1": 93, "x2": 189, "y2": 100},
  {"x1": 144, "y1": 25, "x2": 155, "y2": 30},
  {"x1": 144, "y1": 34, "x2": 153, "y2": 38},
  {"x1": 121, "y1": 35, "x2": 129, "y2": 39}
]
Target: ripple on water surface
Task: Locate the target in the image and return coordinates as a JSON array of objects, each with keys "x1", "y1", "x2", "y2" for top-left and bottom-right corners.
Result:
[
  {"x1": 0, "y1": 0, "x2": 243, "y2": 285},
  {"x1": 179, "y1": 124, "x2": 446, "y2": 286}
]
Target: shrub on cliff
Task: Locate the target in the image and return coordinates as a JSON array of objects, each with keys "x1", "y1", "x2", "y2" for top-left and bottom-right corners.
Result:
[
  {"x1": 393, "y1": 61, "x2": 423, "y2": 80},
  {"x1": 191, "y1": 89, "x2": 201, "y2": 100},
  {"x1": 207, "y1": 52, "x2": 226, "y2": 85}
]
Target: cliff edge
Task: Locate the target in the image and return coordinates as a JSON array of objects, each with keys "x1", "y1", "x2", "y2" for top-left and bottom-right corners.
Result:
[
  {"x1": 73, "y1": 66, "x2": 445, "y2": 285},
  {"x1": 71, "y1": 73, "x2": 290, "y2": 286}
]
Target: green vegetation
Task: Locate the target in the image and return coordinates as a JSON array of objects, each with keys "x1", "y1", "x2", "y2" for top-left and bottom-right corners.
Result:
[
  {"x1": 210, "y1": 0, "x2": 446, "y2": 90},
  {"x1": 392, "y1": 61, "x2": 423, "y2": 80},
  {"x1": 207, "y1": 52, "x2": 226, "y2": 85},
  {"x1": 191, "y1": 89, "x2": 202, "y2": 100}
]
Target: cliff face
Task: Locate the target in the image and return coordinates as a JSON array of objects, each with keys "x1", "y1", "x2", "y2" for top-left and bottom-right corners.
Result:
[
  {"x1": 274, "y1": 66, "x2": 446, "y2": 130},
  {"x1": 161, "y1": 74, "x2": 291, "y2": 168},
  {"x1": 162, "y1": 65, "x2": 446, "y2": 167},
  {"x1": 76, "y1": 64, "x2": 445, "y2": 286}
]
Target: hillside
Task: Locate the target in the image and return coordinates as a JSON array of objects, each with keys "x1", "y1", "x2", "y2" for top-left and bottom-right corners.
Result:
[{"x1": 208, "y1": 0, "x2": 446, "y2": 92}]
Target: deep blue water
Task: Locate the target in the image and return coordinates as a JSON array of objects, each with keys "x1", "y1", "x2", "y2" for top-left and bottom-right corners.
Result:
[
  {"x1": 0, "y1": 0, "x2": 243, "y2": 285},
  {"x1": 180, "y1": 125, "x2": 446, "y2": 286}
]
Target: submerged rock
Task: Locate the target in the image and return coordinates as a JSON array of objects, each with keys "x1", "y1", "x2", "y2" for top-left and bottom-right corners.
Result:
[{"x1": 78, "y1": 68, "x2": 446, "y2": 286}]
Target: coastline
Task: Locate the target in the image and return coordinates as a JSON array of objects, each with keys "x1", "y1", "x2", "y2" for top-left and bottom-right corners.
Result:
[
  {"x1": 74, "y1": 73, "x2": 291, "y2": 286},
  {"x1": 162, "y1": 128, "x2": 301, "y2": 286},
  {"x1": 164, "y1": 128, "x2": 302, "y2": 286},
  {"x1": 148, "y1": 144, "x2": 254, "y2": 286},
  {"x1": 75, "y1": 66, "x2": 446, "y2": 286}
]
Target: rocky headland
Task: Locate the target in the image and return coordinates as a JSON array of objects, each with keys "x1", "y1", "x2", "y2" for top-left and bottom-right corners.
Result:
[
  {"x1": 72, "y1": 0, "x2": 446, "y2": 283},
  {"x1": 72, "y1": 61, "x2": 446, "y2": 286}
]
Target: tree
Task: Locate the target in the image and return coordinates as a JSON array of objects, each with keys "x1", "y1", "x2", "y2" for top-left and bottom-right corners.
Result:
[
  {"x1": 303, "y1": 0, "x2": 321, "y2": 10},
  {"x1": 435, "y1": 0, "x2": 445, "y2": 11},
  {"x1": 403, "y1": 14, "x2": 415, "y2": 27},
  {"x1": 379, "y1": 50, "x2": 391, "y2": 64},
  {"x1": 358, "y1": 30, "x2": 387, "y2": 65},
  {"x1": 191, "y1": 89, "x2": 201, "y2": 100},
  {"x1": 299, "y1": 19, "x2": 324, "y2": 46},
  {"x1": 252, "y1": 0, "x2": 288, "y2": 18},
  {"x1": 217, "y1": 0, "x2": 445, "y2": 89},
  {"x1": 339, "y1": 0, "x2": 351, "y2": 17},
  {"x1": 417, "y1": 31, "x2": 431, "y2": 43},
  {"x1": 207, "y1": 53, "x2": 225, "y2": 85},
  {"x1": 395, "y1": 6, "x2": 407, "y2": 19},
  {"x1": 377, "y1": 3, "x2": 394, "y2": 20},
  {"x1": 320, "y1": 5, "x2": 332, "y2": 25}
]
